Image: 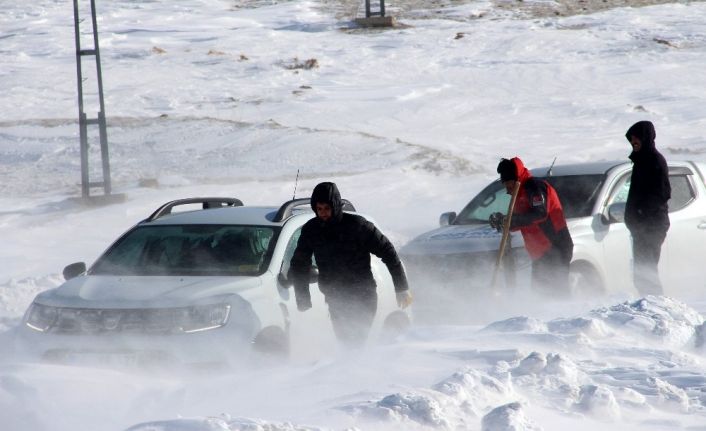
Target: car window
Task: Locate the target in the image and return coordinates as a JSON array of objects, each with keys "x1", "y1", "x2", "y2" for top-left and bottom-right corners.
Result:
[
  {"x1": 455, "y1": 181, "x2": 510, "y2": 225},
  {"x1": 542, "y1": 174, "x2": 605, "y2": 219},
  {"x1": 668, "y1": 174, "x2": 695, "y2": 211},
  {"x1": 91, "y1": 225, "x2": 280, "y2": 276},
  {"x1": 605, "y1": 172, "x2": 695, "y2": 213},
  {"x1": 606, "y1": 173, "x2": 631, "y2": 207},
  {"x1": 280, "y1": 227, "x2": 316, "y2": 276},
  {"x1": 454, "y1": 174, "x2": 604, "y2": 224},
  {"x1": 281, "y1": 228, "x2": 301, "y2": 276}
]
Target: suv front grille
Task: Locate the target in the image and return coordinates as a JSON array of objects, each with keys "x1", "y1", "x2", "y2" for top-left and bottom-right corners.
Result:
[{"x1": 51, "y1": 308, "x2": 180, "y2": 334}]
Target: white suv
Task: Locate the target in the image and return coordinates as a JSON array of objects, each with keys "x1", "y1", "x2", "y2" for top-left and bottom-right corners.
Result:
[
  {"x1": 401, "y1": 160, "x2": 706, "y2": 297},
  {"x1": 18, "y1": 198, "x2": 404, "y2": 365}
]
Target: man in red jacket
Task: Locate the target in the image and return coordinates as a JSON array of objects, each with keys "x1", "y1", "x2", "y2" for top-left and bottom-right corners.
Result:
[{"x1": 490, "y1": 157, "x2": 574, "y2": 293}]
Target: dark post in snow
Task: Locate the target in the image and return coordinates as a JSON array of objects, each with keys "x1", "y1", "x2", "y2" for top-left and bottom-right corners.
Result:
[
  {"x1": 364, "y1": 0, "x2": 386, "y2": 18},
  {"x1": 357, "y1": 0, "x2": 395, "y2": 27},
  {"x1": 72, "y1": 0, "x2": 113, "y2": 200}
]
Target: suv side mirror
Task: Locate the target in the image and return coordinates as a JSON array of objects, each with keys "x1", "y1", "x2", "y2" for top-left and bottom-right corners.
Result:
[
  {"x1": 439, "y1": 212, "x2": 457, "y2": 227},
  {"x1": 63, "y1": 262, "x2": 86, "y2": 281},
  {"x1": 602, "y1": 202, "x2": 626, "y2": 224}
]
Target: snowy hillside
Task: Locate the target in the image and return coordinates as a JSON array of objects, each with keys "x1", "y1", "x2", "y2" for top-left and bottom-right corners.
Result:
[{"x1": 2, "y1": 0, "x2": 706, "y2": 430}]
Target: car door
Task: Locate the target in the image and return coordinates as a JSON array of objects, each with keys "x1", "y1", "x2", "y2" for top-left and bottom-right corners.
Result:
[
  {"x1": 662, "y1": 166, "x2": 706, "y2": 296},
  {"x1": 279, "y1": 226, "x2": 336, "y2": 354},
  {"x1": 279, "y1": 226, "x2": 327, "y2": 309},
  {"x1": 599, "y1": 165, "x2": 706, "y2": 295},
  {"x1": 599, "y1": 171, "x2": 634, "y2": 292}
]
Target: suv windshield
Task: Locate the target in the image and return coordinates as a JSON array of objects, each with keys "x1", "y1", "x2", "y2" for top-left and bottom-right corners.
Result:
[
  {"x1": 454, "y1": 174, "x2": 605, "y2": 224},
  {"x1": 91, "y1": 225, "x2": 280, "y2": 276}
]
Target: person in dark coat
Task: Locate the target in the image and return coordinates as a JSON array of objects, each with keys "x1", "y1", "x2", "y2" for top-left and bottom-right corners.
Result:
[
  {"x1": 490, "y1": 157, "x2": 574, "y2": 293},
  {"x1": 289, "y1": 182, "x2": 412, "y2": 347},
  {"x1": 624, "y1": 120, "x2": 671, "y2": 296}
]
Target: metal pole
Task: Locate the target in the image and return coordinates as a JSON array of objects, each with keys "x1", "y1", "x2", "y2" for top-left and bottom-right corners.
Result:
[
  {"x1": 90, "y1": 0, "x2": 112, "y2": 195},
  {"x1": 365, "y1": 0, "x2": 371, "y2": 18},
  {"x1": 73, "y1": 0, "x2": 90, "y2": 198},
  {"x1": 79, "y1": 113, "x2": 90, "y2": 198}
]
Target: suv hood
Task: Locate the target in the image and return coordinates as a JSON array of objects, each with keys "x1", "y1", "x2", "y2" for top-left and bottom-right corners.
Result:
[
  {"x1": 35, "y1": 275, "x2": 263, "y2": 309},
  {"x1": 400, "y1": 224, "x2": 523, "y2": 256}
]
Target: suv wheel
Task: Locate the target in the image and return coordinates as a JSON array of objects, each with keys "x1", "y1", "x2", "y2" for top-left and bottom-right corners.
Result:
[
  {"x1": 380, "y1": 310, "x2": 411, "y2": 342},
  {"x1": 569, "y1": 262, "x2": 604, "y2": 296},
  {"x1": 252, "y1": 326, "x2": 289, "y2": 357}
]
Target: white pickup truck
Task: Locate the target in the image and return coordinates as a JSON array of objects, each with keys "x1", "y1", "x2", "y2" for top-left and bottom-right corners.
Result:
[{"x1": 401, "y1": 160, "x2": 706, "y2": 298}]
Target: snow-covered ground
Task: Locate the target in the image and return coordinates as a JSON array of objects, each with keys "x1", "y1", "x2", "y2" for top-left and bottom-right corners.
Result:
[{"x1": 2, "y1": 0, "x2": 706, "y2": 430}]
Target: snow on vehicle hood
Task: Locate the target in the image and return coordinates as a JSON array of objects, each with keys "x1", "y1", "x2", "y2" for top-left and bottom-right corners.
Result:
[
  {"x1": 400, "y1": 224, "x2": 523, "y2": 256},
  {"x1": 33, "y1": 275, "x2": 263, "y2": 309}
]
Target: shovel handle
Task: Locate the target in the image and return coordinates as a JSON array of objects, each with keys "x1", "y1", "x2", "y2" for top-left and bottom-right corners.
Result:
[{"x1": 490, "y1": 181, "x2": 521, "y2": 289}]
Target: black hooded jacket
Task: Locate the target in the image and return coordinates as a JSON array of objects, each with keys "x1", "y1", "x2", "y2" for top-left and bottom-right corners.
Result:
[
  {"x1": 624, "y1": 121, "x2": 671, "y2": 233},
  {"x1": 289, "y1": 182, "x2": 409, "y2": 304}
]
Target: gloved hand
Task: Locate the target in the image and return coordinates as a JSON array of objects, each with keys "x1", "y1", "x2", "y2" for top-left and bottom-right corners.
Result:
[
  {"x1": 489, "y1": 212, "x2": 505, "y2": 231},
  {"x1": 296, "y1": 295, "x2": 312, "y2": 312},
  {"x1": 396, "y1": 291, "x2": 413, "y2": 309}
]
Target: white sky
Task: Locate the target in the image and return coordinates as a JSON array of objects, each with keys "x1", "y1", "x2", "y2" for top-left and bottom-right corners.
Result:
[{"x1": 1, "y1": 0, "x2": 706, "y2": 430}]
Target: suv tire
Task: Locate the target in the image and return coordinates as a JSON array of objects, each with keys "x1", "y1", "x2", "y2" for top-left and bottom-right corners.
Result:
[
  {"x1": 570, "y1": 262, "x2": 604, "y2": 296},
  {"x1": 252, "y1": 326, "x2": 289, "y2": 357}
]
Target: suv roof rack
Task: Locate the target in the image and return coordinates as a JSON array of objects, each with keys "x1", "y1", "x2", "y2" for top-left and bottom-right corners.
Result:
[
  {"x1": 273, "y1": 198, "x2": 356, "y2": 222},
  {"x1": 146, "y1": 197, "x2": 244, "y2": 221}
]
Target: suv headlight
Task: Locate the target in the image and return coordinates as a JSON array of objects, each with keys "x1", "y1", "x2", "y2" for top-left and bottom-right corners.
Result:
[
  {"x1": 179, "y1": 304, "x2": 231, "y2": 333},
  {"x1": 25, "y1": 303, "x2": 58, "y2": 332}
]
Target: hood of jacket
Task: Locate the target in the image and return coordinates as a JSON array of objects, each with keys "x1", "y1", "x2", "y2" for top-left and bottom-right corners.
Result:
[
  {"x1": 626, "y1": 120, "x2": 657, "y2": 159},
  {"x1": 511, "y1": 157, "x2": 532, "y2": 184},
  {"x1": 310, "y1": 182, "x2": 343, "y2": 222}
]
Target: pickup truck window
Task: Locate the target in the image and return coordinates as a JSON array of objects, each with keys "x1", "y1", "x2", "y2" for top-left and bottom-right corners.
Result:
[
  {"x1": 543, "y1": 175, "x2": 605, "y2": 219},
  {"x1": 606, "y1": 174, "x2": 631, "y2": 208},
  {"x1": 605, "y1": 172, "x2": 695, "y2": 213},
  {"x1": 455, "y1": 174, "x2": 605, "y2": 224},
  {"x1": 455, "y1": 182, "x2": 510, "y2": 225},
  {"x1": 668, "y1": 174, "x2": 695, "y2": 211}
]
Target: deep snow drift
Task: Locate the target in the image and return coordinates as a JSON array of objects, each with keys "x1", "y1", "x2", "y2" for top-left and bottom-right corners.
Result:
[{"x1": 2, "y1": 0, "x2": 706, "y2": 430}]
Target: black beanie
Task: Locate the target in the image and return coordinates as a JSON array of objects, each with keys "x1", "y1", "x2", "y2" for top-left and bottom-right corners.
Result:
[{"x1": 497, "y1": 158, "x2": 517, "y2": 182}]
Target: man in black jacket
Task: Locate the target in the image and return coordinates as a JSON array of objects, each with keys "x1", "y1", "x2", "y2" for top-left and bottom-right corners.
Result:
[
  {"x1": 289, "y1": 182, "x2": 412, "y2": 347},
  {"x1": 624, "y1": 121, "x2": 671, "y2": 296}
]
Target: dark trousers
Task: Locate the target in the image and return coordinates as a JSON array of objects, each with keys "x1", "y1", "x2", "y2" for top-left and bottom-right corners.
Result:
[
  {"x1": 326, "y1": 292, "x2": 377, "y2": 348},
  {"x1": 531, "y1": 246, "x2": 571, "y2": 294},
  {"x1": 631, "y1": 230, "x2": 667, "y2": 296}
]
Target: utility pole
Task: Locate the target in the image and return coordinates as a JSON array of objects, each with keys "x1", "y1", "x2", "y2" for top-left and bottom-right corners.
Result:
[{"x1": 72, "y1": 0, "x2": 115, "y2": 201}]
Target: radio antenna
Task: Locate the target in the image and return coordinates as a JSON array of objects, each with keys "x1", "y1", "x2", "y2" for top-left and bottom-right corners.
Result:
[
  {"x1": 292, "y1": 169, "x2": 300, "y2": 200},
  {"x1": 546, "y1": 157, "x2": 557, "y2": 177}
]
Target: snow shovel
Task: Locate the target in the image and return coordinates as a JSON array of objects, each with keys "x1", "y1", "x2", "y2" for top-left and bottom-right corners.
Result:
[{"x1": 490, "y1": 181, "x2": 521, "y2": 289}]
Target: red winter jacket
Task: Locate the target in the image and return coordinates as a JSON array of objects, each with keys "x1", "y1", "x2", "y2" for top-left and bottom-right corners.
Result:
[{"x1": 507, "y1": 158, "x2": 573, "y2": 261}]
